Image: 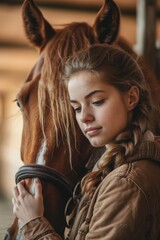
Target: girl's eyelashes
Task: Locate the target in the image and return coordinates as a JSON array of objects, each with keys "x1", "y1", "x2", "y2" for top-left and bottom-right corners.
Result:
[
  {"x1": 71, "y1": 105, "x2": 81, "y2": 113},
  {"x1": 92, "y1": 99, "x2": 105, "y2": 106},
  {"x1": 71, "y1": 99, "x2": 105, "y2": 113},
  {"x1": 74, "y1": 107, "x2": 81, "y2": 113}
]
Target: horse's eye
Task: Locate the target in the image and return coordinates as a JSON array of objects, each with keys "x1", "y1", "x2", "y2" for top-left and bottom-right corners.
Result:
[
  {"x1": 16, "y1": 100, "x2": 21, "y2": 108},
  {"x1": 14, "y1": 99, "x2": 23, "y2": 111}
]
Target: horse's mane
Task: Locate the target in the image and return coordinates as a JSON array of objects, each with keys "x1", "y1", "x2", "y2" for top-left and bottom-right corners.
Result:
[{"x1": 38, "y1": 22, "x2": 96, "y2": 156}]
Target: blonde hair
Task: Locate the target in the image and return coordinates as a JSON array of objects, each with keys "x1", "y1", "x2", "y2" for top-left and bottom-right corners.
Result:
[{"x1": 63, "y1": 44, "x2": 153, "y2": 198}]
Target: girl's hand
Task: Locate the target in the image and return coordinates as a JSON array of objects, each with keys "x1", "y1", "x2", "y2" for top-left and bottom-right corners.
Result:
[{"x1": 12, "y1": 178, "x2": 44, "y2": 225}]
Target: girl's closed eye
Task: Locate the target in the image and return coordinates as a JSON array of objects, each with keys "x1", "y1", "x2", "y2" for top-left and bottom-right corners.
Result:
[
  {"x1": 92, "y1": 99, "x2": 105, "y2": 106},
  {"x1": 74, "y1": 107, "x2": 81, "y2": 113},
  {"x1": 71, "y1": 104, "x2": 81, "y2": 113}
]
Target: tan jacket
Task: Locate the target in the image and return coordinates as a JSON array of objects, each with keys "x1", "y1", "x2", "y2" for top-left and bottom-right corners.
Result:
[{"x1": 21, "y1": 141, "x2": 160, "y2": 240}]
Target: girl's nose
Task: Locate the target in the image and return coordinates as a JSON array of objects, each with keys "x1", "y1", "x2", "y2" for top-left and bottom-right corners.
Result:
[{"x1": 79, "y1": 108, "x2": 94, "y2": 123}]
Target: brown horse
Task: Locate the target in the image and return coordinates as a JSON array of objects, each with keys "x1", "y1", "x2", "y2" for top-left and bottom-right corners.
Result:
[{"x1": 5, "y1": 0, "x2": 160, "y2": 239}]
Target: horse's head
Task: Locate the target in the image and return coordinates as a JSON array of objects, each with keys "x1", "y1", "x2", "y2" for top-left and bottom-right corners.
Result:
[
  {"x1": 6, "y1": 0, "x2": 120, "y2": 238},
  {"x1": 16, "y1": 0, "x2": 120, "y2": 172}
]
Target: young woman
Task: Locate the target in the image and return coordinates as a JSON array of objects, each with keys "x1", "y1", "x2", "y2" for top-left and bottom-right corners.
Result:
[{"x1": 12, "y1": 44, "x2": 160, "y2": 239}]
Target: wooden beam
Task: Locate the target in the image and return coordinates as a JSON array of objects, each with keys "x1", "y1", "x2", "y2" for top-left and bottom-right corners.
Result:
[{"x1": 136, "y1": 0, "x2": 157, "y2": 72}]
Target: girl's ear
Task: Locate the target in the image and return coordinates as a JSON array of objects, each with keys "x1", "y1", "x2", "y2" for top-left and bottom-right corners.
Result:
[{"x1": 127, "y1": 86, "x2": 139, "y2": 111}]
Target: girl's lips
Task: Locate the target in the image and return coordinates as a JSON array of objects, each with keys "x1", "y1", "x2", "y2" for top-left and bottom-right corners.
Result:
[{"x1": 85, "y1": 127, "x2": 102, "y2": 137}]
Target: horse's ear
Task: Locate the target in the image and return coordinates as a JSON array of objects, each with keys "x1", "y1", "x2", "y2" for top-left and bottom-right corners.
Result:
[
  {"x1": 93, "y1": 0, "x2": 120, "y2": 44},
  {"x1": 22, "y1": 0, "x2": 55, "y2": 49}
]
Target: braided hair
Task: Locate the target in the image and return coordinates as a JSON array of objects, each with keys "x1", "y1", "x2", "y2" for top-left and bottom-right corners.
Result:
[{"x1": 63, "y1": 43, "x2": 153, "y2": 199}]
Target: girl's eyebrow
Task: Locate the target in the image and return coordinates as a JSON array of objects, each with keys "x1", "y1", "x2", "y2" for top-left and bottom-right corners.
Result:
[{"x1": 70, "y1": 90, "x2": 105, "y2": 103}]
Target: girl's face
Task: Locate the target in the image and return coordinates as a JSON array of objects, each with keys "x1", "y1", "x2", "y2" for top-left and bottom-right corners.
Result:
[{"x1": 68, "y1": 71, "x2": 138, "y2": 147}]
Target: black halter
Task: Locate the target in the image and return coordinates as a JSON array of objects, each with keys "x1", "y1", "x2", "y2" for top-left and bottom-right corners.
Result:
[{"x1": 15, "y1": 164, "x2": 73, "y2": 198}]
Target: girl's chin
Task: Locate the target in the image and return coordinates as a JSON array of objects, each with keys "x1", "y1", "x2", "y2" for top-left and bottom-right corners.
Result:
[{"x1": 89, "y1": 140, "x2": 106, "y2": 148}]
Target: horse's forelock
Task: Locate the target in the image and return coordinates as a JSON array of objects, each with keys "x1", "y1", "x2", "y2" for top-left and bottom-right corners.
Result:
[{"x1": 38, "y1": 23, "x2": 95, "y2": 154}]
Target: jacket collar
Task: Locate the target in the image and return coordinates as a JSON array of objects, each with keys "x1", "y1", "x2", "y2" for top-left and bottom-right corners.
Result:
[{"x1": 127, "y1": 140, "x2": 160, "y2": 164}]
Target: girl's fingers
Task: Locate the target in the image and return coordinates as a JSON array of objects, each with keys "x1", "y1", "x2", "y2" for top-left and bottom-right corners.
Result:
[
  {"x1": 17, "y1": 181, "x2": 28, "y2": 197},
  {"x1": 12, "y1": 185, "x2": 19, "y2": 199},
  {"x1": 34, "y1": 178, "x2": 42, "y2": 197},
  {"x1": 12, "y1": 197, "x2": 16, "y2": 206},
  {"x1": 12, "y1": 194, "x2": 21, "y2": 217}
]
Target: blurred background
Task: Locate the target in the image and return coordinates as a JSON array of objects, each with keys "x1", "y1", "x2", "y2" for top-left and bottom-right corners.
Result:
[{"x1": 0, "y1": 0, "x2": 160, "y2": 237}]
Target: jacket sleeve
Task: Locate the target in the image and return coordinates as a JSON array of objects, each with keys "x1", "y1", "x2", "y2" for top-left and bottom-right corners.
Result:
[
  {"x1": 20, "y1": 217, "x2": 63, "y2": 240},
  {"x1": 84, "y1": 175, "x2": 149, "y2": 240}
]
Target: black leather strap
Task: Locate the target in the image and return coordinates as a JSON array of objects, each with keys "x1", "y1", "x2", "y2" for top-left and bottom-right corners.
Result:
[{"x1": 15, "y1": 164, "x2": 73, "y2": 197}]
